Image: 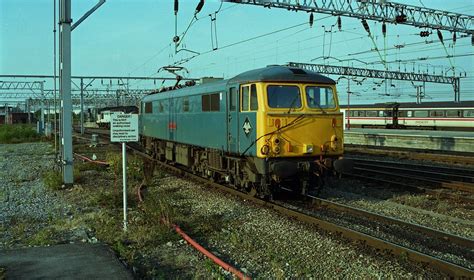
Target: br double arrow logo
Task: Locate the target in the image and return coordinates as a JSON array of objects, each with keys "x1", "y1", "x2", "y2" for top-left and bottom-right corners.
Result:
[{"x1": 242, "y1": 117, "x2": 252, "y2": 136}]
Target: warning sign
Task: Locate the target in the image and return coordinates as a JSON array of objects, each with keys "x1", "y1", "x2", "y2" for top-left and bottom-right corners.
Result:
[{"x1": 110, "y1": 113, "x2": 139, "y2": 142}]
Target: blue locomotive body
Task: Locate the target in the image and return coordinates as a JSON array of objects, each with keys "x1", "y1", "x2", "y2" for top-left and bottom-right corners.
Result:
[
  {"x1": 140, "y1": 79, "x2": 258, "y2": 156},
  {"x1": 139, "y1": 66, "x2": 346, "y2": 197}
]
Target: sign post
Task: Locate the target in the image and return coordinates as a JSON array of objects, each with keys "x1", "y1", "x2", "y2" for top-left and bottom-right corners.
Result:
[{"x1": 110, "y1": 113, "x2": 139, "y2": 231}]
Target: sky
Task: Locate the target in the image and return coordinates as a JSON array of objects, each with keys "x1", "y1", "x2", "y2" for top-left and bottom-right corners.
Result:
[{"x1": 0, "y1": 0, "x2": 473, "y2": 105}]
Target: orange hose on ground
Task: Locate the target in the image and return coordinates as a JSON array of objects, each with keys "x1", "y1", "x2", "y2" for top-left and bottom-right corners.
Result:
[
  {"x1": 137, "y1": 174, "x2": 249, "y2": 278},
  {"x1": 172, "y1": 224, "x2": 250, "y2": 280}
]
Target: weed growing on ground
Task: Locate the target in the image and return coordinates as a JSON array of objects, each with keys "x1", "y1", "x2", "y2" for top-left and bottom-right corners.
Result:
[
  {"x1": 8, "y1": 217, "x2": 37, "y2": 242},
  {"x1": 204, "y1": 258, "x2": 226, "y2": 279},
  {"x1": 43, "y1": 170, "x2": 63, "y2": 190},
  {"x1": 0, "y1": 267, "x2": 6, "y2": 280},
  {"x1": 0, "y1": 125, "x2": 41, "y2": 144},
  {"x1": 128, "y1": 157, "x2": 143, "y2": 182},
  {"x1": 27, "y1": 227, "x2": 60, "y2": 246}
]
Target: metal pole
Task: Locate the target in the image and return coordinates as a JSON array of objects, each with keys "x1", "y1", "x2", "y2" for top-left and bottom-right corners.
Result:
[
  {"x1": 60, "y1": 0, "x2": 74, "y2": 186},
  {"x1": 27, "y1": 100, "x2": 31, "y2": 124},
  {"x1": 80, "y1": 78, "x2": 84, "y2": 134},
  {"x1": 347, "y1": 79, "x2": 350, "y2": 130},
  {"x1": 47, "y1": 98, "x2": 50, "y2": 124},
  {"x1": 41, "y1": 82, "x2": 45, "y2": 132},
  {"x1": 53, "y1": 0, "x2": 58, "y2": 158},
  {"x1": 122, "y1": 142, "x2": 128, "y2": 231}
]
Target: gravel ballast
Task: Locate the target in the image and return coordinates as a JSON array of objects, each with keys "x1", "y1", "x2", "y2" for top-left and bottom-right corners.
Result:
[
  {"x1": 150, "y1": 175, "x2": 447, "y2": 278},
  {"x1": 0, "y1": 142, "x2": 458, "y2": 278}
]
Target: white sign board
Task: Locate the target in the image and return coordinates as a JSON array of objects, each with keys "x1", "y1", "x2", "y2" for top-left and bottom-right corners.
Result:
[{"x1": 110, "y1": 113, "x2": 139, "y2": 142}]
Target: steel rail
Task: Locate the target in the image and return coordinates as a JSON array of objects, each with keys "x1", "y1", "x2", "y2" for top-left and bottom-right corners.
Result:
[
  {"x1": 353, "y1": 165, "x2": 474, "y2": 194},
  {"x1": 345, "y1": 145, "x2": 474, "y2": 165},
  {"x1": 351, "y1": 158, "x2": 474, "y2": 183},
  {"x1": 347, "y1": 172, "x2": 474, "y2": 205},
  {"x1": 307, "y1": 195, "x2": 474, "y2": 249}
]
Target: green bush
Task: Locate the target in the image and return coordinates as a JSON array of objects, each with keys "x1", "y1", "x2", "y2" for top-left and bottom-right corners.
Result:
[{"x1": 0, "y1": 124, "x2": 40, "y2": 144}]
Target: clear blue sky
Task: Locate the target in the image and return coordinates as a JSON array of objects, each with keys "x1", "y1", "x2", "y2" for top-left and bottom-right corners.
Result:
[{"x1": 1, "y1": 0, "x2": 473, "y2": 104}]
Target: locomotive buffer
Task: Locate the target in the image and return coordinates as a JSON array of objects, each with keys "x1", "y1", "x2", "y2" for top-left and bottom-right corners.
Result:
[{"x1": 110, "y1": 113, "x2": 139, "y2": 231}]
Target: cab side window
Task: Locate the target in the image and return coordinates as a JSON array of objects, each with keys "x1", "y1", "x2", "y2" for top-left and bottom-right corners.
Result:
[
  {"x1": 144, "y1": 102, "x2": 152, "y2": 114},
  {"x1": 241, "y1": 86, "x2": 250, "y2": 112},
  {"x1": 229, "y1": 87, "x2": 237, "y2": 111},
  {"x1": 250, "y1": 84, "x2": 258, "y2": 111},
  {"x1": 241, "y1": 84, "x2": 258, "y2": 112}
]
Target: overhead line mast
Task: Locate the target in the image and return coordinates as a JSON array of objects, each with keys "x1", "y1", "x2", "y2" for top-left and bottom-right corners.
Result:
[{"x1": 226, "y1": 0, "x2": 474, "y2": 37}]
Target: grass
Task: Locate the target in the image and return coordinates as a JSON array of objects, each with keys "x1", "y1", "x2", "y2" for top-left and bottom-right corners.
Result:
[
  {"x1": 0, "y1": 124, "x2": 41, "y2": 144},
  {"x1": 27, "y1": 227, "x2": 61, "y2": 246},
  {"x1": 39, "y1": 149, "x2": 234, "y2": 278}
]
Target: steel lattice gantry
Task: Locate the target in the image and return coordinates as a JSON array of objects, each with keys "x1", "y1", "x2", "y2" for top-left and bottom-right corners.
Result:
[
  {"x1": 229, "y1": 0, "x2": 474, "y2": 35},
  {"x1": 288, "y1": 62, "x2": 462, "y2": 102},
  {"x1": 0, "y1": 81, "x2": 45, "y2": 90}
]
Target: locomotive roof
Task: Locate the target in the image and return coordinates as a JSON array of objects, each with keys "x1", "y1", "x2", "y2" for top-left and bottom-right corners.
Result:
[
  {"x1": 228, "y1": 65, "x2": 336, "y2": 85},
  {"x1": 142, "y1": 65, "x2": 335, "y2": 102}
]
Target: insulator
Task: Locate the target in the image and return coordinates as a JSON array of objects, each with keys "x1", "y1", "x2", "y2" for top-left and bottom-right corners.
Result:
[
  {"x1": 337, "y1": 16, "x2": 342, "y2": 31},
  {"x1": 382, "y1": 22, "x2": 386, "y2": 37},
  {"x1": 309, "y1": 13, "x2": 314, "y2": 27},
  {"x1": 453, "y1": 32, "x2": 456, "y2": 45},
  {"x1": 174, "y1": 0, "x2": 178, "y2": 15},
  {"x1": 395, "y1": 13, "x2": 407, "y2": 23},
  {"x1": 195, "y1": 0, "x2": 204, "y2": 14},
  {"x1": 419, "y1": 31, "x2": 430, "y2": 37},
  {"x1": 437, "y1": 29, "x2": 443, "y2": 43},
  {"x1": 361, "y1": 19, "x2": 370, "y2": 34}
]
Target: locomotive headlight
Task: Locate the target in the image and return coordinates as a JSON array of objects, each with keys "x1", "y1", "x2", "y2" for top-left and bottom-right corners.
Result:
[
  {"x1": 273, "y1": 137, "x2": 281, "y2": 146},
  {"x1": 261, "y1": 144, "x2": 270, "y2": 155},
  {"x1": 273, "y1": 146, "x2": 281, "y2": 154}
]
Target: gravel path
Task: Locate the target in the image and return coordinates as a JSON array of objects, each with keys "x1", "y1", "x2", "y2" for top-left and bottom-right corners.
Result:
[{"x1": 0, "y1": 143, "x2": 70, "y2": 248}]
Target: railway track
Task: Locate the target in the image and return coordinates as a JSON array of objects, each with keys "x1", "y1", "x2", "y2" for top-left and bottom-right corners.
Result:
[
  {"x1": 73, "y1": 129, "x2": 474, "y2": 277},
  {"x1": 346, "y1": 157, "x2": 474, "y2": 203},
  {"x1": 127, "y1": 147, "x2": 473, "y2": 277},
  {"x1": 346, "y1": 146, "x2": 474, "y2": 165}
]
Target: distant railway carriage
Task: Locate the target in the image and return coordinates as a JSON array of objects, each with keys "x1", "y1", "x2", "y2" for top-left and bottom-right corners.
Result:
[
  {"x1": 140, "y1": 65, "x2": 348, "y2": 197},
  {"x1": 340, "y1": 101, "x2": 474, "y2": 131},
  {"x1": 96, "y1": 106, "x2": 138, "y2": 128}
]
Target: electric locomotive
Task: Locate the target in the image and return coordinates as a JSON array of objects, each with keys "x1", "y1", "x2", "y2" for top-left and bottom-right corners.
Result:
[{"x1": 140, "y1": 65, "x2": 348, "y2": 197}]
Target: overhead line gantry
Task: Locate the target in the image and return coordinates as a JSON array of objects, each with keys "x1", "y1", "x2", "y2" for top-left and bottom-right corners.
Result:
[
  {"x1": 288, "y1": 62, "x2": 463, "y2": 102},
  {"x1": 227, "y1": 0, "x2": 474, "y2": 37}
]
